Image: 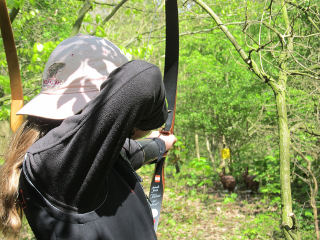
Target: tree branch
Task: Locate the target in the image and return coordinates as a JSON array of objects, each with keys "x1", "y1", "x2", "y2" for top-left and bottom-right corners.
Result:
[
  {"x1": 289, "y1": 53, "x2": 320, "y2": 79},
  {"x1": 293, "y1": 32, "x2": 320, "y2": 38},
  {"x1": 71, "y1": 0, "x2": 92, "y2": 36},
  {"x1": 288, "y1": 71, "x2": 320, "y2": 80},
  {"x1": 92, "y1": 0, "x2": 152, "y2": 13},
  {"x1": 0, "y1": 95, "x2": 10, "y2": 104},
  {"x1": 91, "y1": 0, "x2": 129, "y2": 36},
  {"x1": 286, "y1": 1, "x2": 320, "y2": 31},
  {"x1": 192, "y1": 0, "x2": 278, "y2": 89},
  {"x1": 290, "y1": 122, "x2": 320, "y2": 136}
]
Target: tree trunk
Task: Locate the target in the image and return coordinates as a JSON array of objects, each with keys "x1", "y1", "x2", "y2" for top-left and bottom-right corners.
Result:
[
  {"x1": 71, "y1": 0, "x2": 92, "y2": 36},
  {"x1": 275, "y1": 87, "x2": 299, "y2": 239},
  {"x1": 191, "y1": 2, "x2": 300, "y2": 237},
  {"x1": 9, "y1": 7, "x2": 19, "y2": 23},
  {"x1": 205, "y1": 135, "x2": 214, "y2": 164},
  {"x1": 274, "y1": 2, "x2": 300, "y2": 239},
  {"x1": 195, "y1": 133, "x2": 200, "y2": 160},
  {"x1": 308, "y1": 163, "x2": 319, "y2": 240},
  {"x1": 310, "y1": 184, "x2": 319, "y2": 240},
  {"x1": 171, "y1": 147, "x2": 180, "y2": 174},
  {"x1": 174, "y1": 160, "x2": 180, "y2": 174},
  {"x1": 292, "y1": 146, "x2": 319, "y2": 239}
]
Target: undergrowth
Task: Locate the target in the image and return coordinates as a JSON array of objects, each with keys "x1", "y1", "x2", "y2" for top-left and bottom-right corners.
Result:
[{"x1": 0, "y1": 160, "x2": 316, "y2": 239}]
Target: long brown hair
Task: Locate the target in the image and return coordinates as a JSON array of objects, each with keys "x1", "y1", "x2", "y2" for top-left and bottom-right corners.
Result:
[{"x1": 0, "y1": 117, "x2": 60, "y2": 236}]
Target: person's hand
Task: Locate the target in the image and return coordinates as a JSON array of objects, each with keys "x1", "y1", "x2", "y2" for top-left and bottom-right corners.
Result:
[{"x1": 147, "y1": 131, "x2": 177, "y2": 151}]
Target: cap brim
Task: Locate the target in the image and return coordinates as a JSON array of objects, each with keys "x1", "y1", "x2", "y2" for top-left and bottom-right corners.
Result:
[{"x1": 17, "y1": 91, "x2": 99, "y2": 119}]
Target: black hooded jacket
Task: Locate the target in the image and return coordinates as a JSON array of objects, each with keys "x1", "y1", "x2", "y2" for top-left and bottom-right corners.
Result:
[{"x1": 19, "y1": 60, "x2": 168, "y2": 240}]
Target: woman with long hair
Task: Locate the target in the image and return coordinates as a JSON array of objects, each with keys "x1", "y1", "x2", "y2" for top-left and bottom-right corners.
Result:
[{"x1": 0, "y1": 34, "x2": 176, "y2": 239}]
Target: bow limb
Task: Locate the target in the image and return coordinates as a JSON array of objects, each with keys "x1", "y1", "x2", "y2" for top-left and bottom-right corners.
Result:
[
  {"x1": 0, "y1": 0, "x2": 24, "y2": 132},
  {"x1": 149, "y1": 0, "x2": 179, "y2": 232}
]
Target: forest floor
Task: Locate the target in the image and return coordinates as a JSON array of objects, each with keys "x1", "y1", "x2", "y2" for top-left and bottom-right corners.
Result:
[
  {"x1": 139, "y1": 167, "x2": 284, "y2": 240},
  {"x1": 156, "y1": 190, "x2": 282, "y2": 240},
  {"x1": 1, "y1": 168, "x2": 281, "y2": 240},
  {"x1": 0, "y1": 164, "x2": 314, "y2": 240},
  {"x1": 4, "y1": 193, "x2": 281, "y2": 240}
]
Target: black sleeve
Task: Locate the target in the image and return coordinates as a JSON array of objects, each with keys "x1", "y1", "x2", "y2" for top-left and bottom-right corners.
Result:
[
  {"x1": 25, "y1": 60, "x2": 168, "y2": 210},
  {"x1": 122, "y1": 138, "x2": 166, "y2": 170}
]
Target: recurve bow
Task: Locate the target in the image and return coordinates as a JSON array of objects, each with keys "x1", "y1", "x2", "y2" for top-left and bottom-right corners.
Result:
[
  {"x1": 149, "y1": 0, "x2": 179, "y2": 232},
  {"x1": 0, "y1": 0, "x2": 24, "y2": 132}
]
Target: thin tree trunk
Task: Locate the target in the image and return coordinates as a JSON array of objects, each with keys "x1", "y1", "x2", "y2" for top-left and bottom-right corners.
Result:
[
  {"x1": 275, "y1": 87, "x2": 297, "y2": 239},
  {"x1": 307, "y1": 160, "x2": 319, "y2": 239},
  {"x1": 9, "y1": 7, "x2": 19, "y2": 23},
  {"x1": 276, "y1": 2, "x2": 299, "y2": 239},
  {"x1": 171, "y1": 145, "x2": 180, "y2": 174},
  {"x1": 205, "y1": 135, "x2": 214, "y2": 164},
  {"x1": 71, "y1": 0, "x2": 92, "y2": 36},
  {"x1": 195, "y1": 133, "x2": 200, "y2": 160},
  {"x1": 174, "y1": 155, "x2": 180, "y2": 173},
  {"x1": 193, "y1": 0, "x2": 300, "y2": 238},
  {"x1": 310, "y1": 180, "x2": 319, "y2": 240},
  {"x1": 292, "y1": 146, "x2": 319, "y2": 239}
]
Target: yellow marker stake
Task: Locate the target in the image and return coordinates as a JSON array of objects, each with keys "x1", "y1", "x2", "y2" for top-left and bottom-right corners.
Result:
[
  {"x1": 221, "y1": 148, "x2": 230, "y2": 160},
  {"x1": 0, "y1": 0, "x2": 24, "y2": 132}
]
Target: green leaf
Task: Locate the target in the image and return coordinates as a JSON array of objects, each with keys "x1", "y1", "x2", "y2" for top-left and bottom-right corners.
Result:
[{"x1": 304, "y1": 210, "x2": 313, "y2": 218}]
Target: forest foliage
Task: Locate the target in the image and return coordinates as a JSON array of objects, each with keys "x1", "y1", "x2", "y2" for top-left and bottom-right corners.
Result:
[{"x1": 0, "y1": 0, "x2": 319, "y2": 239}]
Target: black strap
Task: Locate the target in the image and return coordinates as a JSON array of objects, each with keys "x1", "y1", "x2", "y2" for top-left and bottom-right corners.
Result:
[{"x1": 149, "y1": 0, "x2": 179, "y2": 232}]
